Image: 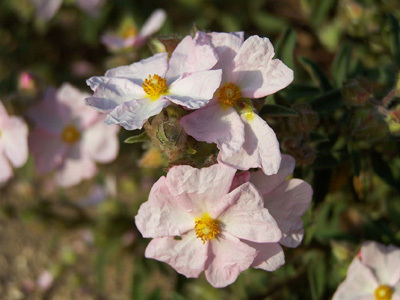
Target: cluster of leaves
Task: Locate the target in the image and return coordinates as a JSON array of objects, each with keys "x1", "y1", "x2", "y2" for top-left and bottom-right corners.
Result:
[{"x1": 1, "y1": 0, "x2": 400, "y2": 299}]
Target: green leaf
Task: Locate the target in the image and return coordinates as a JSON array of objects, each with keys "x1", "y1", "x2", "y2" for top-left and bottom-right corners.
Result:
[
  {"x1": 310, "y1": 0, "x2": 336, "y2": 27},
  {"x1": 331, "y1": 43, "x2": 352, "y2": 87},
  {"x1": 259, "y1": 104, "x2": 299, "y2": 117},
  {"x1": 299, "y1": 56, "x2": 332, "y2": 92},
  {"x1": 311, "y1": 89, "x2": 342, "y2": 115},
  {"x1": 348, "y1": 143, "x2": 361, "y2": 176},
  {"x1": 389, "y1": 14, "x2": 400, "y2": 68},
  {"x1": 309, "y1": 132, "x2": 330, "y2": 143},
  {"x1": 371, "y1": 151, "x2": 400, "y2": 191},
  {"x1": 275, "y1": 27, "x2": 297, "y2": 70},
  {"x1": 252, "y1": 12, "x2": 287, "y2": 33},
  {"x1": 279, "y1": 83, "x2": 320, "y2": 102},
  {"x1": 124, "y1": 132, "x2": 149, "y2": 144}
]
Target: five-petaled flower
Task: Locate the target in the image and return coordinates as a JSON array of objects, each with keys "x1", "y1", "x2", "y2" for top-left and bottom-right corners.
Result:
[
  {"x1": 0, "y1": 100, "x2": 29, "y2": 185},
  {"x1": 332, "y1": 241, "x2": 400, "y2": 300},
  {"x1": 101, "y1": 9, "x2": 167, "y2": 52},
  {"x1": 28, "y1": 83, "x2": 119, "y2": 187},
  {"x1": 86, "y1": 31, "x2": 222, "y2": 130},
  {"x1": 135, "y1": 163, "x2": 282, "y2": 288},
  {"x1": 180, "y1": 31, "x2": 293, "y2": 175}
]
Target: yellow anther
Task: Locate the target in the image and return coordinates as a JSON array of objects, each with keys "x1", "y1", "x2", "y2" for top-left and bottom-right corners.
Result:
[
  {"x1": 122, "y1": 25, "x2": 137, "y2": 39},
  {"x1": 374, "y1": 285, "x2": 392, "y2": 300},
  {"x1": 142, "y1": 74, "x2": 168, "y2": 101},
  {"x1": 62, "y1": 125, "x2": 80, "y2": 144},
  {"x1": 216, "y1": 82, "x2": 241, "y2": 107},
  {"x1": 194, "y1": 213, "x2": 220, "y2": 244}
]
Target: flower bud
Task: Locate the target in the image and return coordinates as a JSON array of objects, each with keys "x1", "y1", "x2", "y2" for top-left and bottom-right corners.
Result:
[
  {"x1": 349, "y1": 108, "x2": 387, "y2": 142},
  {"x1": 288, "y1": 103, "x2": 319, "y2": 133},
  {"x1": 386, "y1": 104, "x2": 400, "y2": 135},
  {"x1": 282, "y1": 136, "x2": 316, "y2": 165},
  {"x1": 342, "y1": 77, "x2": 373, "y2": 107}
]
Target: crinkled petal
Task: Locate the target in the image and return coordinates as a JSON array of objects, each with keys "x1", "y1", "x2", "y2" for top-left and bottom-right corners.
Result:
[
  {"x1": 135, "y1": 177, "x2": 194, "y2": 238},
  {"x1": 263, "y1": 179, "x2": 312, "y2": 248},
  {"x1": 0, "y1": 150, "x2": 13, "y2": 185},
  {"x1": 167, "y1": 69, "x2": 222, "y2": 109},
  {"x1": 165, "y1": 164, "x2": 237, "y2": 217},
  {"x1": 83, "y1": 119, "x2": 119, "y2": 163},
  {"x1": 139, "y1": 9, "x2": 167, "y2": 37},
  {"x1": 86, "y1": 77, "x2": 147, "y2": 113},
  {"x1": 205, "y1": 232, "x2": 256, "y2": 288},
  {"x1": 145, "y1": 231, "x2": 208, "y2": 278},
  {"x1": 104, "y1": 53, "x2": 168, "y2": 80},
  {"x1": 229, "y1": 171, "x2": 250, "y2": 192},
  {"x1": 105, "y1": 98, "x2": 169, "y2": 130},
  {"x1": 2, "y1": 116, "x2": 28, "y2": 168},
  {"x1": 180, "y1": 104, "x2": 244, "y2": 156},
  {"x1": 29, "y1": 128, "x2": 68, "y2": 175},
  {"x1": 167, "y1": 32, "x2": 218, "y2": 81},
  {"x1": 360, "y1": 241, "x2": 400, "y2": 286},
  {"x1": 250, "y1": 154, "x2": 295, "y2": 195},
  {"x1": 332, "y1": 258, "x2": 378, "y2": 300},
  {"x1": 243, "y1": 241, "x2": 285, "y2": 271},
  {"x1": 208, "y1": 31, "x2": 244, "y2": 82},
  {"x1": 231, "y1": 36, "x2": 293, "y2": 98},
  {"x1": 219, "y1": 112, "x2": 281, "y2": 175},
  {"x1": 218, "y1": 182, "x2": 281, "y2": 243},
  {"x1": 56, "y1": 144, "x2": 97, "y2": 187}
]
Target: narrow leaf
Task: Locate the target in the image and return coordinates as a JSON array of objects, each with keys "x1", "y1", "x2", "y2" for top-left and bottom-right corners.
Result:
[
  {"x1": 124, "y1": 132, "x2": 149, "y2": 144},
  {"x1": 275, "y1": 27, "x2": 297, "y2": 70},
  {"x1": 260, "y1": 104, "x2": 299, "y2": 117},
  {"x1": 331, "y1": 43, "x2": 352, "y2": 87},
  {"x1": 299, "y1": 56, "x2": 332, "y2": 92}
]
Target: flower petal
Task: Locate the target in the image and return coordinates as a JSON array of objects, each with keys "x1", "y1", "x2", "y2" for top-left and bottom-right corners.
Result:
[
  {"x1": 83, "y1": 119, "x2": 119, "y2": 163},
  {"x1": 218, "y1": 112, "x2": 281, "y2": 175},
  {"x1": 165, "y1": 164, "x2": 237, "y2": 217},
  {"x1": 167, "y1": 69, "x2": 222, "y2": 109},
  {"x1": 29, "y1": 128, "x2": 68, "y2": 175},
  {"x1": 167, "y1": 32, "x2": 218, "y2": 81},
  {"x1": 180, "y1": 104, "x2": 245, "y2": 156},
  {"x1": 145, "y1": 230, "x2": 208, "y2": 278},
  {"x1": 218, "y1": 182, "x2": 281, "y2": 243},
  {"x1": 229, "y1": 171, "x2": 250, "y2": 192},
  {"x1": 135, "y1": 176, "x2": 194, "y2": 238},
  {"x1": 0, "y1": 150, "x2": 13, "y2": 185},
  {"x1": 208, "y1": 31, "x2": 244, "y2": 82},
  {"x1": 104, "y1": 53, "x2": 169, "y2": 80},
  {"x1": 104, "y1": 98, "x2": 169, "y2": 130},
  {"x1": 205, "y1": 232, "x2": 256, "y2": 288},
  {"x1": 231, "y1": 36, "x2": 293, "y2": 98},
  {"x1": 243, "y1": 241, "x2": 285, "y2": 271},
  {"x1": 250, "y1": 154, "x2": 295, "y2": 196},
  {"x1": 139, "y1": 9, "x2": 167, "y2": 37},
  {"x1": 86, "y1": 77, "x2": 147, "y2": 113},
  {"x1": 360, "y1": 241, "x2": 400, "y2": 286},
  {"x1": 2, "y1": 116, "x2": 28, "y2": 168},
  {"x1": 56, "y1": 144, "x2": 97, "y2": 187},
  {"x1": 332, "y1": 258, "x2": 378, "y2": 300}
]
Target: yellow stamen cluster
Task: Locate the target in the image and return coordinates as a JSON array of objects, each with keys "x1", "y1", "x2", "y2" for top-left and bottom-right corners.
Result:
[
  {"x1": 142, "y1": 74, "x2": 168, "y2": 100},
  {"x1": 194, "y1": 213, "x2": 220, "y2": 244},
  {"x1": 374, "y1": 285, "x2": 393, "y2": 300},
  {"x1": 62, "y1": 125, "x2": 80, "y2": 144},
  {"x1": 122, "y1": 25, "x2": 137, "y2": 39},
  {"x1": 216, "y1": 82, "x2": 241, "y2": 107}
]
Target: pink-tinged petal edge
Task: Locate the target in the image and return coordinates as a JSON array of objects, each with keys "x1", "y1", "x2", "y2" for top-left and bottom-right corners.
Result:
[
  {"x1": 204, "y1": 232, "x2": 257, "y2": 288},
  {"x1": 139, "y1": 9, "x2": 167, "y2": 37},
  {"x1": 135, "y1": 176, "x2": 194, "y2": 238},
  {"x1": 219, "y1": 112, "x2": 281, "y2": 175},
  {"x1": 145, "y1": 230, "x2": 208, "y2": 278},
  {"x1": 243, "y1": 241, "x2": 285, "y2": 271},
  {"x1": 180, "y1": 104, "x2": 245, "y2": 156}
]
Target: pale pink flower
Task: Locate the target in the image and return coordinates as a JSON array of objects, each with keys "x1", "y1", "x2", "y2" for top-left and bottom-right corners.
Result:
[
  {"x1": 101, "y1": 9, "x2": 166, "y2": 52},
  {"x1": 180, "y1": 31, "x2": 293, "y2": 175},
  {"x1": 333, "y1": 241, "x2": 400, "y2": 300},
  {"x1": 31, "y1": 0, "x2": 62, "y2": 20},
  {"x1": 135, "y1": 163, "x2": 282, "y2": 288},
  {"x1": 0, "y1": 100, "x2": 29, "y2": 185},
  {"x1": 86, "y1": 31, "x2": 222, "y2": 130},
  {"x1": 243, "y1": 154, "x2": 313, "y2": 271},
  {"x1": 28, "y1": 83, "x2": 119, "y2": 187}
]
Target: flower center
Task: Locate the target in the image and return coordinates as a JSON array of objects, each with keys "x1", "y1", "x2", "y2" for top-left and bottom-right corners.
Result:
[
  {"x1": 122, "y1": 25, "x2": 137, "y2": 39},
  {"x1": 62, "y1": 125, "x2": 80, "y2": 144},
  {"x1": 194, "y1": 213, "x2": 220, "y2": 244},
  {"x1": 142, "y1": 74, "x2": 169, "y2": 101},
  {"x1": 374, "y1": 285, "x2": 392, "y2": 300},
  {"x1": 216, "y1": 82, "x2": 241, "y2": 107}
]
